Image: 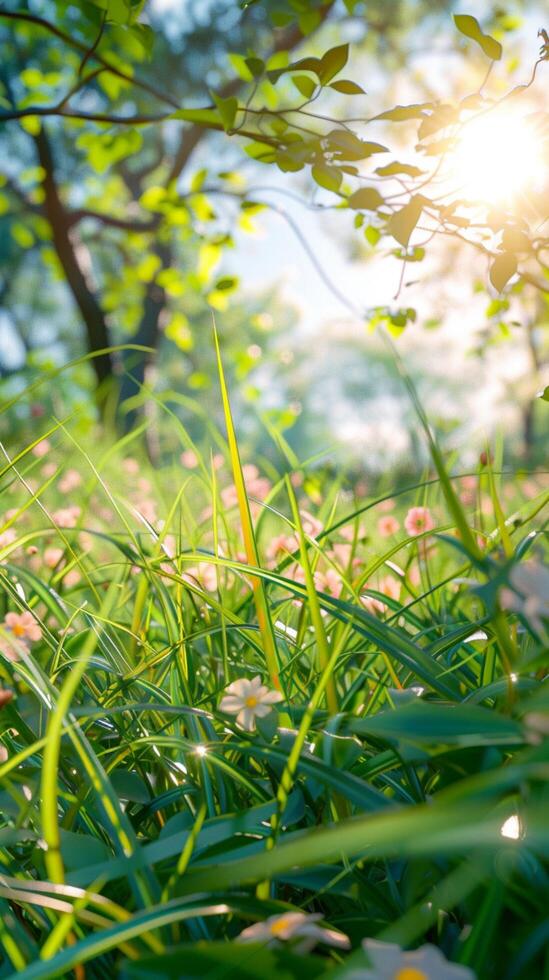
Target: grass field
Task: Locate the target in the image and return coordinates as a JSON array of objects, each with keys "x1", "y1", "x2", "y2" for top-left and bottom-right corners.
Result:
[{"x1": 0, "y1": 351, "x2": 548, "y2": 979}]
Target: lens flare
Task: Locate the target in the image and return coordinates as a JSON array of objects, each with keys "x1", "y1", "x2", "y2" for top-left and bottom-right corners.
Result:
[{"x1": 452, "y1": 106, "x2": 545, "y2": 206}]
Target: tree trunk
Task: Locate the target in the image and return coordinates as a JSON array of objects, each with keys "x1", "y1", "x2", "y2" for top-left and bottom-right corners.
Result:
[
  {"x1": 34, "y1": 128, "x2": 114, "y2": 397},
  {"x1": 118, "y1": 242, "x2": 171, "y2": 432}
]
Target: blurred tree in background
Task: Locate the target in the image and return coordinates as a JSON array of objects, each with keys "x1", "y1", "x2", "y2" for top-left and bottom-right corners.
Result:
[{"x1": 0, "y1": 0, "x2": 547, "y2": 455}]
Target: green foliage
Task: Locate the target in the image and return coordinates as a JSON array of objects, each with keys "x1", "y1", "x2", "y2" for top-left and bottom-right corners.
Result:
[
  {"x1": 454, "y1": 14, "x2": 503, "y2": 61},
  {"x1": 0, "y1": 350, "x2": 547, "y2": 977}
]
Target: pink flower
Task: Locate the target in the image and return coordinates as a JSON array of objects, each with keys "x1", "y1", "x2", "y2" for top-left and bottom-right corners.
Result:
[
  {"x1": 135, "y1": 499, "x2": 157, "y2": 524},
  {"x1": 314, "y1": 568, "x2": 342, "y2": 597},
  {"x1": 44, "y1": 547, "x2": 64, "y2": 569},
  {"x1": 340, "y1": 523, "x2": 365, "y2": 542},
  {"x1": 52, "y1": 506, "x2": 81, "y2": 529},
  {"x1": 361, "y1": 575, "x2": 401, "y2": 615},
  {"x1": 300, "y1": 510, "x2": 323, "y2": 538},
  {"x1": 32, "y1": 439, "x2": 51, "y2": 458},
  {"x1": 0, "y1": 529, "x2": 17, "y2": 550},
  {"x1": 1, "y1": 611, "x2": 42, "y2": 660},
  {"x1": 378, "y1": 515, "x2": 400, "y2": 537},
  {"x1": 182, "y1": 563, "x2": 218, "y2": 592},
  {"x1": 266, "y1": 534, "x2": 298, "y2": 562},
  {"x1": 404, "y1": 506, "x2": 434, "y2": 537},
  {"x1": 58, "y1": 469, "x2": 82, "y2": 494},
  {"x1": 122, "y1": 457, "x2": 139, "y2": 475},
  {"x1": 330, "y1": 543, "x2": 352, "y2": 568},
  {"x1": 180, "y1": 449, "x2": 199, "y2": 469},
  {"x1": 380, "y1": 574, "x2": 401, "y2": 601}
]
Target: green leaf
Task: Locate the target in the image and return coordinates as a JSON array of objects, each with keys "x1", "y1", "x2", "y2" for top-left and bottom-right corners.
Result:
[
  {"x1": 327, "y1": 130, "x2": 388, "y2": 161},
  {"x1": 376, "y1": 161, "x2": 425, "y2": 177},
  {"x1": 291, "y1": 75, "x2": 317, "y2": 99},
  {"x1": 539, "y1": 385, "x2": 549, "y2": 402},
  {"x1": 110, "y1": 770, "x2": 151, "y2": 803},
  {"x1": 228, "y1": 52, "x2": 254, "y2": 81},
  {"x1": 349, "y1": 701, "x2": 524, "y2": 746},
  {"x1": 329, "y1": 79, "x2": 365, "y2": 94},
  {"x1": 490, "y1": 251, "x2": 517, "y2": 292},
  {"x1": 374, "y1": 103, "x2": 432, "y2": 122},
  {"x1": 245, "y1": 57, "x2": 265, "y2": 78},
  {"x1": 387, "y1": 195, "x2": 425, "y2": 246},
  {"x1": 348, "y1": 187, "x2": 384, "y2": 210},
  {"x1": 211, "y1": 93, "x2": 238, "y2": 131},
  {"x1": 120, "y1": 942, "x2": 326, "y2": 980},
  {"x1": 454, "y1": 14, "x2": 503, "y2": 60},
  {"x1": 312, "y1": 165, "x2": 342, "y2": 192},
  {"x1": 318, "y1": 43, "x2": 349, "y2": 83},
  {"x1": 59, "y1": 831, "x2": 112, "y2": 872}
]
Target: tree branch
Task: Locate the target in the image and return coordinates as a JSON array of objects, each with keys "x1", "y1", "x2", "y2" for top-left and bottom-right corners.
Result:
[
  {"x1": 0, "y1": 9, "x2": 180, "y2": 109},
  {"x1": 167, "y1": 1, "x2": 337, "y2": 182}
]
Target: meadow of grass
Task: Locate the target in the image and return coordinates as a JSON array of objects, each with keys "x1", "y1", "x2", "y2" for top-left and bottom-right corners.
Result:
[{"x1": 0, "y1": 350, "x2": 548, "y2": 980}]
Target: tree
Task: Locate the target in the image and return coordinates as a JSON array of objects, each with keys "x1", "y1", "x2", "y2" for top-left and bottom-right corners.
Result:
[{"x1": 0, "y1": 1, "x2": 547, "y2": 429}]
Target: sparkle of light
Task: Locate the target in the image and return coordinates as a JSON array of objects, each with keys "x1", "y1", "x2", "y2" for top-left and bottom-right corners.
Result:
[
  {"x1": 500, "y1": 814, "x2": 522, "y2": 840},
  {"x1": 452, "y1": 107, "x2": 544, "y2": 206}
]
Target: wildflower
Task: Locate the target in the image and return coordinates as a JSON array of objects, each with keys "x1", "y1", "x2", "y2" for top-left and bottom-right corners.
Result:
[
  {"x1": 0, "y1": 689, "x2": 13, "y2": 709},
  {"x1": 180, "y1": 449, "x2": 199, "y2": 469},
  {"x1": 378, "y1": 515, "x2": 400, "y2": 537},
  {"x1": 0, "y1": 529, "x2": 17, "y2": 550},
  {"x1": 52, "y1": 506, "x2": 81, "y2": 529},
  {"x1": 41, "y1": 461, "x2": 57, "y2": 478},
  {"x1": 32, "y1": 439, "x2": 51, "y2": 458},
  {"x1": 300, "y1": 510, "x2": 323, "y2": 538},
  {"x1": 314, "y1": 568, "x2": 342, "y2": 598},
  {"x1": 135, "y1": 499, "x2": 157, "y2": 524},
  {"x1": 183, "y1": 563, "x2": 218, "y2": 593},
  {"x1": 359, "y1": 939, "x2": 476, "y2": 979},
  {"x1": 500, "y1": 561, "x2": 549, "y2": 637},
  {"x1": 361, "y1": 576, "x2": 400, "y2": 615},
  {"x1": 331, "y1": 542, "x2": 353, "y2": 568},
  {"x1": 212, "y1": 453, "x2": 224, "y2": 469},
  {"x1": 0, "y1": 611, "x2": 42, "y2": 662},
  {"x1": 340, "y1": 522, "x2": 366, "y2": 542},
  {"x1": 236, "y1": 912, "x2": 349, "y2": 954},
  {"x1": 44, "y1": 547, "x2": 64, "y2": 569},
  {"x1": 122, "y1": 457, "x2": 139, "y2": 475},
  {"x1": 2, "y1": 611, "x2": 42, "y2": 642},
  {"x1": 266, "y1": 533, "x2": 298, "y2": 562},
  {"x1": 58, "y1": 469, "x2": 82, "y2": 494},
  {"x1": 380, "y1": 574, "x2": 401, "y2": 601},
  {"x1": 404, "y1": 506, "x2": 434, "y2": 537},
  {"x1": 219, "y1": 676, "x2": 283, "y2": 732}
]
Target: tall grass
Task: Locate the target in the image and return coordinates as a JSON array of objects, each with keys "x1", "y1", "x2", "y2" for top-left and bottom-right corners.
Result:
[{"x1": 0, "y1": 345, "x2": 547, "y2": 979}]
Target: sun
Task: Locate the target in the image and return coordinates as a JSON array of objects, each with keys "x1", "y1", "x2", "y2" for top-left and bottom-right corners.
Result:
[{"x1": 451, "y1": 105, "x2": 545, "y2": 207}]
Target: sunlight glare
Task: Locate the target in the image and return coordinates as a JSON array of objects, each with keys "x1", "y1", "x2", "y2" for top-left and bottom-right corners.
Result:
[
  {"x1": 500, "y1": 814, "x2": 523, "y2": 840},
  {"x1": 452, "y1": 107, "x2": 544, "y2": 206}
]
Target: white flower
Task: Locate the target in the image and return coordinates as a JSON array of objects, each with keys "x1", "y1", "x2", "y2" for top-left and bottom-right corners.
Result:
[
  {"x1": 500, "y1": 560, "x2": 549, "y2": 637},
  {"x1": 346, "y1": 939, "x2": 476, "y2": 979},
  {"x1": 236, "y1": 912, "x2": 350, "y2": 954},
  {"x1": 219, "y1": 676, "x2": 283, "y2": 732}
]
